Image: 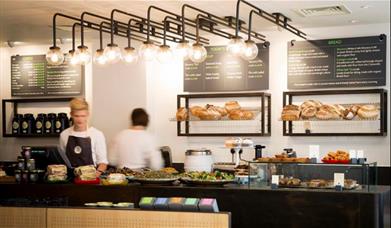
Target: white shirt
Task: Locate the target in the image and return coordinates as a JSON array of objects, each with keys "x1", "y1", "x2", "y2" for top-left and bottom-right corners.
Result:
[
  {"x1": 109, "y1": 129, "x2": 163, "y2": 170},
  {"x1": 59, "y1": 126, "x2": 108, "y2": 167}
]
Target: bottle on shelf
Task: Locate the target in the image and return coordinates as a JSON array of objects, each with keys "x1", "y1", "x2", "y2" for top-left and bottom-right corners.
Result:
[
  {"x1": 55, "y1": 112, "x2": 69, "y2": 133},
  {"x1": 44, "y1": 113, "x2": 56, "y2": 134},
  {"x1": 35, "y1": 113, "x2": 46, "y2": 134},
  {"x1": 21, "y1": 113, "x2": 35, "y2": 134},
  {"x1": 12, "y1": 114, "x2": 23, "y2": 135}
]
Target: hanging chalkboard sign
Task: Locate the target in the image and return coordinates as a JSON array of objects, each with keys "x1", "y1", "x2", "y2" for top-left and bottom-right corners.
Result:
[
  {"x1": 287, "y1": 35, "x2": 386, "y2": 89},
  {"x1": 11, "y1": 55, "x2": 84, "y2": 97},
  {"x1": 184, "y1": 43, "x2": 269, "y2": 92}
]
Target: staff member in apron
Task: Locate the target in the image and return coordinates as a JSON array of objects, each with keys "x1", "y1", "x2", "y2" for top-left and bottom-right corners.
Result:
[{"x1": 58, "y1": 98, "x2": 108, "y2": 177}]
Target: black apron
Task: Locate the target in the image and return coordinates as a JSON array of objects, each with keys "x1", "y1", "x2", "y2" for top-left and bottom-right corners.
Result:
[{"x1": 65, "y1": 135, "x2": 94, "y2": 168}]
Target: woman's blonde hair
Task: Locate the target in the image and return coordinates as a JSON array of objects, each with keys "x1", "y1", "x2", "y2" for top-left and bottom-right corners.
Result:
[{"x1": 70, "y1": 98, "x2": 89, "y2": 112}]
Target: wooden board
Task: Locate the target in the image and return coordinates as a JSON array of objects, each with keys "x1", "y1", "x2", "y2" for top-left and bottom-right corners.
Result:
[
  {"x1": 47, "y1": 208, "x2": 230, "y2": 228},
  {"x1": 0, "y1": 207, "x2": 46, "y2": 228}
]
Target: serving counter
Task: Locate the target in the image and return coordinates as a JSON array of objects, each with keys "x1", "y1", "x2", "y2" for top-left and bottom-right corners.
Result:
[{"x1": 0, "y1": 183, "x2": 389, "y2": 228}]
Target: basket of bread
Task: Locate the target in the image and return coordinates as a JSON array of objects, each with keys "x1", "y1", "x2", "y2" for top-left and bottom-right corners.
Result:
[
  {"x1": 176, "y1": 101, "x2": 255, "y2": 121},
  {"x1": 281, "y1": 100, "x2": 379, "y2": 121}
]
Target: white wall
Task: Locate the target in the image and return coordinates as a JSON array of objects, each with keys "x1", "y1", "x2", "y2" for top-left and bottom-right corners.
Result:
[
  {"x1": 90, "y1": 39, "x2": 147, "y2": 163},
  {"x1": 145, "y1": 23, "x2": 390, "y2": 166}
]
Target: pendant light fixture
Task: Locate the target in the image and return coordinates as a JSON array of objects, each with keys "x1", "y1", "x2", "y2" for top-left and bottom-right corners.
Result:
[
  {"x1": 46, "y1": 14, "x2": 65, "y2": 65},
  {"x1": 78, "y1": 13, "x2": 92, "y2": 65},
  {"x1": 122, "y1": 19, "x2": 138, "y2": 63},
  {"x1": 104, "y1": 11, "x2": 123, "y2": 64},
  {"x1": 156, "y1": 19, "x2": 173, "y2": 63},
  {"x1": 68, "y1": 23, "x2": 81, "y2": 65},
  {"x1": 47, "y1": 1, "x2": 307, "y2": 65},
  {"x1": 93, "y1": 22, "x2": 108, "y2": 65},
  {"x1": 189, "y1": 15, "x2": 208, "y2": 63},
  {"x1": 240, "y1": 10, "x2": 259, "y2": 60}
]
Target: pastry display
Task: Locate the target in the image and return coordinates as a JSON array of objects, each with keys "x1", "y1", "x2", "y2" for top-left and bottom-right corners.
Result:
[
  {"x1": 281, "y1": 99, "x2": 379, "y2": 121},
  {"x1": 208, "y1": 105, "x2": 228, "y2": 117},
  {"x1": 190, "y1": 106, "x2": 204, "y2": 116},
  {"x1": 300, "y1": 100, "x2": 322, "y2": 110},
  {"x1": 74, "y1": 165, "x2": 96, "y2": 181},
  {"x1": 225, "y1": 101, "x2": 241, "y2": 113},
  {"x1": 176, "y1": 107, "x2": 188, "y2": 121},
  {"x1": 281, "y1": 105, "x2": 300, "y2": 121},
  {"x1": 279, "y1": 177, "x2": 301, "y2": 186},
  {"x1": 198, "y1": 107, "x2": 222, "y2": 120},
  {"x1": 315, "y1": 104, "x2": 340, "y2": 120},
  {"x1": 357, "y1": 105, "x2": 379, "y2": 119},
  {"x1": 301, "y1": 106, "x2": 317, "y2": 119},
  {"x1": 322, "y1": 150, "x2": 349, "y2": 163},
  {"x1": 228, "y1": 110, "x2": 254, "y2": 120}
]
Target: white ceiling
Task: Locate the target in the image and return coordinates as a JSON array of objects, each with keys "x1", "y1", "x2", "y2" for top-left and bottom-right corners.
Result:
[{"x1": 0, "y1": 0, "x2": 390, "y2": 46}]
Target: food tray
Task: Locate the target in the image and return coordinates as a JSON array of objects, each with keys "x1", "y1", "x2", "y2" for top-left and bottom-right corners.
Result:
[
  {"x1": 74, "y1": 177, "x2": 100, "y2": 185},
  {"x1": 321, "y1": 159, "x2": 350, "y2": 164},
  {"x1": 133, "y1": 177, "x2": 179, "y2": 185},
  {"x1": 180, "y1": 177, "x2": 234, "y2": 186}
]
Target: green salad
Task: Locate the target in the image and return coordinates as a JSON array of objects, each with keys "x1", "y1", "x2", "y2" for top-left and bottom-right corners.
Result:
[{"x1": 184, "y1": 171, "x2": 234, "y2": 181}]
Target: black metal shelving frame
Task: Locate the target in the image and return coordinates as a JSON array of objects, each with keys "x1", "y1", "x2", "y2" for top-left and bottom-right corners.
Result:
[
  {"x1": 177, "y1": 92, "x2": 271, "y2": 137},
  {"x1": 282, "y1": 89, "x2": 388, "y2": 136},
  {"x1": 2, "y1": 97, "x2": 74, "y2": 137}
]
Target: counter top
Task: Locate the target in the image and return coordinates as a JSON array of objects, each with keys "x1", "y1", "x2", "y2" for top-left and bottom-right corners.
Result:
[{"x1": 1, "y1": 182, "x2": 390, "y2": 228}]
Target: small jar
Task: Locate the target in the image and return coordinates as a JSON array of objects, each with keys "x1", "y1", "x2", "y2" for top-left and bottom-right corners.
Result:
[
  {"x1": 27, "y1": 159, "x2": 36, "y2": 171},
  {"x1": 12, "y1": 114, "x2": 23, "y2": 135},
  {"x1": 15, "y1": 170, "x2": 22, "y2": 183},
  {"x1": 29, "y1": 170, "x2": 39, "y2": 183},
  {"x1": 22, "y1": 170, "x2": 29, "y2": 183},
  {"x1": 21, "y1": 146, "x2": 32, "y2": 160},
  {"x1": 17, "y1": 158, "x2": 25, "y2": 170}
]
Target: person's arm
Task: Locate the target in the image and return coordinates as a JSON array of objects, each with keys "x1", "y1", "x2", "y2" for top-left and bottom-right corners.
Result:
[{"x1": 94, "y1": 131, "x2": 109, "y2": 176}]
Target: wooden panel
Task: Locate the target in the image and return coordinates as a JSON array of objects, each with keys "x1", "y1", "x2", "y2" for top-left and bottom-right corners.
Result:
[
  {"x1": 47, "y1": 208, "x2": 230, "y2": 228},
  {"x1": 0, "y1": 207, "x2": 46, "y2": 228}
]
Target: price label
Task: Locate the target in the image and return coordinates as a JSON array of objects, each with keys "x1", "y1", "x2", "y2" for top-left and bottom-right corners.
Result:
[
  {"x1": 357, "y1": 150, "x2": 364, "y2": 158},
  {"x1": 334, "y1": 173, "x2": 345, "y2": 187},
  {"x1": 272, "y1": 175, "x2": 279, "y2": 186}
]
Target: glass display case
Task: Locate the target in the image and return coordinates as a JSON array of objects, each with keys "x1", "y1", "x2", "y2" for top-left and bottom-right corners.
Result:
[{"x1": 247, "y1": 161, "x2": 377, "y2": 191}]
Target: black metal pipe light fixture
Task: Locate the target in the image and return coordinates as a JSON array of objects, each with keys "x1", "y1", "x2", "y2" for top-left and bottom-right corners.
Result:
[{"x1": 46, "y1": 0, "x2": 307, "y2": 66}]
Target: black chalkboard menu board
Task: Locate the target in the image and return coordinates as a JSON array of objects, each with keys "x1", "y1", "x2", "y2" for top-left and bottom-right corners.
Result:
[
  {"x1": 11, "y1": 55, "x2": 84, "y2": 96},
  {"x1": 184, "y1": 44, "x2": 269, "y2": 92},
  {"x1": 288, "y1": 35, "x2": 386, "y2": 89}
]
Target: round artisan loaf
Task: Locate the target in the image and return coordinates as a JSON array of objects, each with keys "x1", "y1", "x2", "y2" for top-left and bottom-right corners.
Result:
[
  {"x1": 225, "y1": 101, "x2": 241, "y2": 113},
  {"x1": 357, "y1": 105, "x2": 379, "y2": 119}
]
